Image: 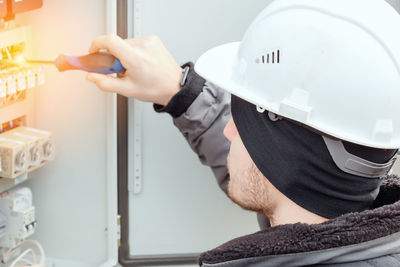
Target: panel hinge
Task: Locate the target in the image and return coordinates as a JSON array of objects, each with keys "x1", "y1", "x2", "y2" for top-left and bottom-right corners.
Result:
[{"x1": 117, "y1": 214, "x2": 121, "y2": 247}]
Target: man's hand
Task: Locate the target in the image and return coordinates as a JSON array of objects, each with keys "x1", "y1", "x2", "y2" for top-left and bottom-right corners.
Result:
[{"x1": 86, "y1": 34, "x2": 183, "y2": 106}]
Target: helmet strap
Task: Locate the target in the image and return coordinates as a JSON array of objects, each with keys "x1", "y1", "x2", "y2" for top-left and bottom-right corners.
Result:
[{"x1": 322, "y1": 136, "x2": 397, "y2": 178}]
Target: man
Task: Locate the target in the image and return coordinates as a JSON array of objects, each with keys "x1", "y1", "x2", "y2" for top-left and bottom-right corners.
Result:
[{"x1": 87, "y1": 0, "x2": 400, "y2": 266}]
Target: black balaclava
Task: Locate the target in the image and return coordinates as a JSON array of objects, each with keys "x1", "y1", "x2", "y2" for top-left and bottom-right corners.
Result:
[{"x1": 231, "y1": 94, "x2": 397, "y2": 219}]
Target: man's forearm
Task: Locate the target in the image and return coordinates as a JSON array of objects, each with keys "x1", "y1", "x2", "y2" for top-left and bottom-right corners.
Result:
[
  {"x1": 154, "y1": 63, "x2": 231, "y2": 194},
  {"x1": 173, "y1": 82, "x2": 231, "y2": 194}
]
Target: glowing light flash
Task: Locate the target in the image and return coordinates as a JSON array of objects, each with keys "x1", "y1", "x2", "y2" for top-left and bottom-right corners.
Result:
[{"x1": 15, "y1": 55, "x2": 25, "y2": 64}]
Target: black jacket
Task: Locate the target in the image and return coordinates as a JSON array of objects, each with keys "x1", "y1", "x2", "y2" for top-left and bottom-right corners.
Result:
[{"x1": 199, "y1": 175, "x2": 400, "y2": 266}]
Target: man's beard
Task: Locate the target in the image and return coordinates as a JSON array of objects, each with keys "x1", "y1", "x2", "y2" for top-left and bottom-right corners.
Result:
[{"x1": 227, "y1": 156, "x2": 274, "y2": 218}]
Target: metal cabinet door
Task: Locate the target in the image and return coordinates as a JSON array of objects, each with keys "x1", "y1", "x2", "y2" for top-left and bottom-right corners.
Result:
[{"x1": 119, "y1": 0, "x2": 273, "y2": 265}]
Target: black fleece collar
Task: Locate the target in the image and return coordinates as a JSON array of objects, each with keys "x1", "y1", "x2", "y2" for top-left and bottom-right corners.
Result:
[{"x1": 199, "y1": 175, "x2": 400, "y2": 266}]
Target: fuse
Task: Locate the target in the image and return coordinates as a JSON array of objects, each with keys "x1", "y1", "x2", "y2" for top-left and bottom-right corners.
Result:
[
  {"x1": 0, "y1": 78, "x2": 6, "y2": 98},
  {"x1": 26, "y1": 69, "x2": 35, "y2": 88},
  {"x1": 15, "y1": 150, "x2": 28, "y2": 172},
  {"x1": 6, "y1": 75, "x2": 16, "y2": 95},
  {"x1": 16, "y1": 127, "x2": 55, "y2": 161},
  {"x1": 17, "y1": 71, "x2": 26, "y2": 91},
  {"x1": 35, "y1": 67, "x2": 45, "y2": 85},
  {"x1": 2, "y1": 127, "x2": 55, "y2": 173},
  {"x1": 0, "y1": 137, "x2": 28, "y2": 178},
  {"x1": 4, "y1": 131, "x2": 42, "y2": 169},
  {"x1": 30, "y1": 145, "x2": 41, "y2": 166},
  {"x1": 42, "y1": 140, "x2": 55, "y2": 160}
]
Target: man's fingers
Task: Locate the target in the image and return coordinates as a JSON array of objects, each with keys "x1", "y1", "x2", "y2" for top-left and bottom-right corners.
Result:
[
  {"x1": 89, "y1": 35, "x2": 133, "y2": 61},
  {"x1": 86, "y1": 73, "x2": 128, "y2": 94},
  {"x1": 124, "y1": 38, "x2": 141, "y2": 46}
]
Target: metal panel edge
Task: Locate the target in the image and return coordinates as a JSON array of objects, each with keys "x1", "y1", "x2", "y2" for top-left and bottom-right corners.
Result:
[
  {"x1": 116, "y1": 0, "x2": 130, "y2": 266},
  {"x1": 100, "y1": 0, "x2": 119, "y2": 266}
]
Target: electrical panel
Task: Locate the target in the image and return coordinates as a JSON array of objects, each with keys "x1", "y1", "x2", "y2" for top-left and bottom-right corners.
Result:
[
  {"x1": 0, "y1": 24, "x2": 53, "y2": 187},
  {"x1": 0, "y1": 2, "x2": 52, "y2": 266}
]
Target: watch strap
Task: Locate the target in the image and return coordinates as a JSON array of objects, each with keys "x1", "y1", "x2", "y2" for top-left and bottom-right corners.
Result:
[{"x1": 154, "y1": 62, "x2": 206, "y2": 118}]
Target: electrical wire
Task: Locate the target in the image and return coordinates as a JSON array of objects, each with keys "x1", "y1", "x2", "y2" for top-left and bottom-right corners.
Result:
[
  {"x1": 12, "y1": 257, "x2": 32, "y2": 266},
  {"x1": 10, "y1": 248, "x2": 33, "y2": 267},
  {"x1": 2, "y1": 239, "x2": 45, "y2": 267}
]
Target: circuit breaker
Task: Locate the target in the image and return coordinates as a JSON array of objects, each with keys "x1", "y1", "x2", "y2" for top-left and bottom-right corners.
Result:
[{"x1": 0, "y1": 187, "x2": 36, "y2": 249}]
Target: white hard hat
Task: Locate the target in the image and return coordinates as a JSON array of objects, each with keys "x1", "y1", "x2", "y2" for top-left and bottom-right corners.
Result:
[{"x1": 195, "y1": 0, "x2": 400, "y2": 149}]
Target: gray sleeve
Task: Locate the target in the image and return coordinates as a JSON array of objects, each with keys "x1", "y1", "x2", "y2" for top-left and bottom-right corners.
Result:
[
  {"x1": 173, "y1": 82, "x2": 231, "y2": 194},
  {"x1": 172, "y1": 82, "x2": 270, "y2": 229}
]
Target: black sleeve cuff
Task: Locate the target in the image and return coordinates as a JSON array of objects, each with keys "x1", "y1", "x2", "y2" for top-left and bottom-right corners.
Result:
[{"x1": 153, "y1": 62, "x2": 206, "y2": 118}]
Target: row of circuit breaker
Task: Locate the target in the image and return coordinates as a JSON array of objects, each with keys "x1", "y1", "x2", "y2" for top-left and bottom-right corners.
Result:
[{"x1": 0, "y1": 64, "x2": 45, "y2": 104}]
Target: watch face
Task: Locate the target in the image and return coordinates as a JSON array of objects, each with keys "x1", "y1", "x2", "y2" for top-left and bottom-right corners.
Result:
[
  {"x1": 11, "y1": 0, "x2": 43, "y2": 14},
  {"x1": 180, "y1": 66, "x2": 191, "y2": 87}
]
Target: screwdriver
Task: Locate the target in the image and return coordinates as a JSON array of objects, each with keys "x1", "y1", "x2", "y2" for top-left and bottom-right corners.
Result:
[{"x1": 28, "y1": 52, "x2": 126, "y2": 74}]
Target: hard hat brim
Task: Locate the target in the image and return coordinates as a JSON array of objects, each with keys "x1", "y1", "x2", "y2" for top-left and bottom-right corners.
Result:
[
  {"x1": 195, "y1": 42, "x2": 250, "y2": 101},
  {"x1": 195, "y1": 42, "x2": 274, "y2": 123}
]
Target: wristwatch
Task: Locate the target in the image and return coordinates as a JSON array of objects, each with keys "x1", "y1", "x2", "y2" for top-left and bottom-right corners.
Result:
[
  {"x1": 153, "y1": 62, "x2": 206, "y2": 118},
  {"x1": 180, "y1": 65, "x2": 191, "y2": 87}
]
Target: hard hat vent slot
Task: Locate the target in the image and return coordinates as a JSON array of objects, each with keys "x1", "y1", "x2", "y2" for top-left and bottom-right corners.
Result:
[{"x1": 258, "y1": 50, "x2": 280, "y2": 64}]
